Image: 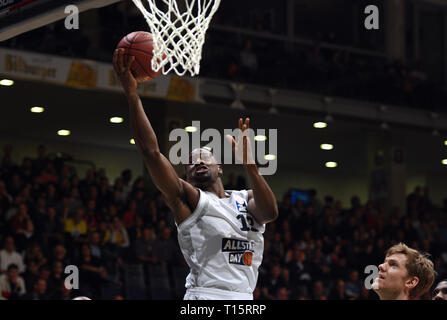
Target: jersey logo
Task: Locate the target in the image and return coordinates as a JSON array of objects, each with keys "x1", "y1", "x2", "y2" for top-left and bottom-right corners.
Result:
[
  {"x1": 222, "y1": 238, "x2": 254, "y2": 266},
  {"x1": 229, "y1": 251, "x2": 253, "y2": 266},
  {"x1": 222, "y1": 238, "x2": 253, "y2": 251},
  {"x1": 235, "y1": 197, "x2": 248, "y2": 213}
]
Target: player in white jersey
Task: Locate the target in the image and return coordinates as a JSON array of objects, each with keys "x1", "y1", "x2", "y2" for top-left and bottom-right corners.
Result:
[{"x1": 113, "y1": 49, "x2": 279, "y2": 300}]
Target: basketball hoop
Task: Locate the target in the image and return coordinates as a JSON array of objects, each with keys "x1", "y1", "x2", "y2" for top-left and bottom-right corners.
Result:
[{"x1": 132, "y1": 0, "x2": 221, "y2": 77}]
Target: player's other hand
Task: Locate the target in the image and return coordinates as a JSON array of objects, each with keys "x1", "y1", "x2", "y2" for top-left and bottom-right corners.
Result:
[
  {"x1": 225, "y1": 117, "x2": 256, "y2": 166},
  {"x1": 113, "y1": 49, "x2": 137, "y2": 94}
]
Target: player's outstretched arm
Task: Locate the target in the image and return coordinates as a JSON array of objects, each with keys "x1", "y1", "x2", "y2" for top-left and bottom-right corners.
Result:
[
  {"x1": 113, "y1": 49, "x2": 198, "y2": 224},
  {"x1": 226, "y1": 118, "x2": 279, "y2": 224}
]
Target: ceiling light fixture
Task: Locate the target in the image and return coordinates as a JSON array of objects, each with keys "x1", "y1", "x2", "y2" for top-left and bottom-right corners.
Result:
[
  {"x1": 313, "y1": 122, "x2": 327, "y2": 129},
  {"x1": 110, "y1": 117, "x2": 124, "y2": 124},
  {"x1": 185, "y1": 126, "x2": 198, "y2": 133},
  {"x1": 325, "y1": 161, "x2": 338, "y2": 168},
  {"x1": 0, "y1": 79, "x2": 14, "y2": 86},
  {"x1": 30, "y1": 106, "x2": 45, "y2": 113},
  {"x1": 57, "y1": 130, "x2": 71, "y2": 136},
  {"x1": 320, "y1": 144, "x2": 334, "y2": 150},
  {"x1": 264, "y1": 154, "x2": 276, "y2": 161}
]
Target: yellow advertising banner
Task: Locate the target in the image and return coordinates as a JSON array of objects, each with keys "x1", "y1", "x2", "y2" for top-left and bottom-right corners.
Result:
[{"x1": 0, "y1": 48, "x2": 200, "y2": 102}]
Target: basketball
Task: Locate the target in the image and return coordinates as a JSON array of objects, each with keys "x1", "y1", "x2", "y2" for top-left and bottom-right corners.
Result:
[{"x1": 116, "y1": 31, "x2": 162, "y2": 82}]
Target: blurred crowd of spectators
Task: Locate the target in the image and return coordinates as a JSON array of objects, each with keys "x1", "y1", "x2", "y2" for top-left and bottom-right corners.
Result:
[
  {"x1": 2, "y1": 2, "x2": 446, "y2": 112},
  {"x1": 0, "y1": 143, "x2": 446, "y2": 300},
  {"x1": 0, "y1": 144, "x2": 186, "y2": 300}
]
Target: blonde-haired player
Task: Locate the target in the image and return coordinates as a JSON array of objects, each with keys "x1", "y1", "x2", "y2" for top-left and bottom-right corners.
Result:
[{"x1": 372, "y1": 243, "x2": 435, "y2": 300}]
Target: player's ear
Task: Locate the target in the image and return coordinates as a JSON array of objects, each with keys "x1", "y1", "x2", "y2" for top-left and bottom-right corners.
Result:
[
  {"x1": 218, "y1": 165, "x2": 223, "y2": 177},
  {"x1": 405, "y1": 276, "x2": 419, "y2": 290}
]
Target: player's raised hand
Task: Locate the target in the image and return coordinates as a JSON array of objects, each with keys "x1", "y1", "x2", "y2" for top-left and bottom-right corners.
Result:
[
  {"x1": 113, "y1": 49, "x2": 137, "y2": 94},
  {"x1": 226, "y1": 117, "x2": 255, "y2": 165}
]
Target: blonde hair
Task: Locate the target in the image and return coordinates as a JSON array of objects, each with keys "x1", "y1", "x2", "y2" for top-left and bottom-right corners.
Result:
[{"x1": 386, "y1": 243, "x2": 435, "y2": 299}]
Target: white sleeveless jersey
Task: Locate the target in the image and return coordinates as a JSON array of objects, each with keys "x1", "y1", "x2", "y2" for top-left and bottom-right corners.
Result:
[{"x1": 176, "y1": 189, "x2": 265, "y2": 294}]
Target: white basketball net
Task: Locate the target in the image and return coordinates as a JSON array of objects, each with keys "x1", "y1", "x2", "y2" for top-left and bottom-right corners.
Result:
[{"x1": 132, "y1": 0, "x2": 221, "y2": 77}]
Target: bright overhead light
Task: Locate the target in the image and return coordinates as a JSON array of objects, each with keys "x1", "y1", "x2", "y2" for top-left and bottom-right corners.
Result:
[
  {"x1": 185, "y1": 126, "x2": 198, "y2": 133},
  {"x1": 130, "y1": 139, "x2": 135, "y2": 145},
  {"x1": 320, "y1": 144, "x2": 334, "y2": 150},
  {"x1": 0, "y1": 79, "x2": 14, "y2": 86},
  {"x1": 264, "y1": 154, "x2": 276, "y2": 161},
  {"x1": 110, "y1": 117, "x2": 124, "y2": 124},
  {"x1": 57, "y1": 130, "x2": 71, "y2": 136},
  {"x1": 325, "y1": 161, "x2": 338, "y2": 168},
  {"x1": 30, "y1": 106, "x2": 45, "y2": 113},
  {"x1": 255, "y1": 135, "x2": 267, "y2": 142},
  {"x1": 444, "y1": 140, "x2": 447, "y2": 146},
  {"x1": 313, "y1": 122, "x2": 327, "y2": 129},
  {"x1": 442, "y1": 159, "x2": 447, "y2": 165}
]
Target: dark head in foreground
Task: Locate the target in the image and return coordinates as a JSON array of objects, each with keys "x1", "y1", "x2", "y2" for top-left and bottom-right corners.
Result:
[
  {"x1": 372, "y1": 243, "x2": 435, "y2": 300},
  {"x1": 432, "y1": 280, "x2": 447, "y2": 300}
]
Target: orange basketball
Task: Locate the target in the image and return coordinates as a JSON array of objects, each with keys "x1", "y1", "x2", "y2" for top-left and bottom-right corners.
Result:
[{"x1": 116, "y1": 31, "x2": 162, "y2": 82}]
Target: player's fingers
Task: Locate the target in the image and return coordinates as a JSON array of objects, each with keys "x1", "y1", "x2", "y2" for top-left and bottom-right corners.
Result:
[
  {"x1": 238, "y1": 118, "x2": 243, "y2": 130},
  {"x1": 225, "y1": 135, "x2": 236, "y2": 152},
  {"x1": 113, "y1": 50, "x2": 119, "y2": 72},
  {"x1": 243, "y1": 136, "x2": 247, "y2": 163},
  {"x1": 245, "y1": 118, "x2": 250, "y2": 129},
  {"x1": 113, "y1": 50, "x2": 118, "y2": 67},
  {"x1": 119, "y1": 49, "x2": 125, "y2": 73},
  {"x1": 126, "y1": 56, "x2": 135, "y2": 73},
  {"x1": 116, "y1": 49, "x2": 122, "y2": 72}
]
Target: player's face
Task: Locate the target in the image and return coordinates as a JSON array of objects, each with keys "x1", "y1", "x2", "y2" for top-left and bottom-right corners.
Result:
[
  {"x1": 433, "y1": 281, "x2": 447, "y2": 300},
  {"x1": 186, "y1": 149, "x2": 222, "y2": 187},
  {"x1": 372, "y1": 253, "x2": 414, "y2": 298}
]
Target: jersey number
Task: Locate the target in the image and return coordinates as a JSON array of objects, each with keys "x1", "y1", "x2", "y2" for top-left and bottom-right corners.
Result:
[{"x1": 237, "y1": 214, "x2": 259, "y2": 232}]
